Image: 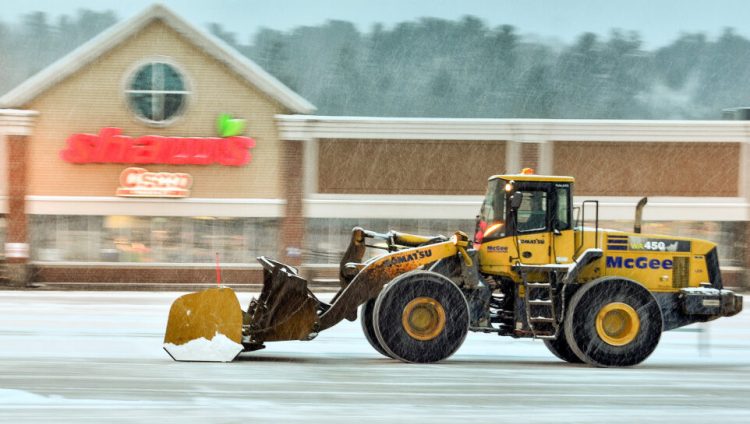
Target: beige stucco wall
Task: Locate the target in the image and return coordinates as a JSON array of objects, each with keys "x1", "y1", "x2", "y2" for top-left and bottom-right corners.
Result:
[{"x1": 26, "y1": 19, "x2": 288, "y2": 199}]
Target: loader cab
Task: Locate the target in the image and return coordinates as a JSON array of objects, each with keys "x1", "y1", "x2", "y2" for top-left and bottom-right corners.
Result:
[{"x1": 475, "y1": 170, "x2": 576, "y2": 272}]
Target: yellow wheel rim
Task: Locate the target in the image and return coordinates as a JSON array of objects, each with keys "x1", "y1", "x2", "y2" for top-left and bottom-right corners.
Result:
[
  {"x1": 402, "y1": 297, "x2": 446, "y2": 341},
  {"x1": 595, "y1": 302, "x2": 640, "y2": 346}
]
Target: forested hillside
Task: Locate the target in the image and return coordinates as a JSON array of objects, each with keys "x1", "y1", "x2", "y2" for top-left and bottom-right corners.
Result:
[{"x1": 2, "y1": 9, "x2": 750, "y2": 119}]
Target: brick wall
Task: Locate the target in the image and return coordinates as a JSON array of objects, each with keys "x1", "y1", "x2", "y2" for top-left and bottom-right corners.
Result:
[
  {"x1": 0, "y1": 134, "x2": 7, "y2": 198},
  {"x1": 6, "y1": 135, "x2": 27, "y2": 256},
  {"x1": 281, "y1": 141, "x2": 304, "y2": 266},
  {"x1": 554, "y1": 142, "x2": 740, "y2": 196},
  {"x1": 318, "y1": 139, "x2": 506, "y2": 195}
]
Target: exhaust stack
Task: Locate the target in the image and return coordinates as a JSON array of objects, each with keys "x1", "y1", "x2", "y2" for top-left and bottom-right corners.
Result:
[{"x1": 634, "y1": 197, "x2": 648, "y2": 234}]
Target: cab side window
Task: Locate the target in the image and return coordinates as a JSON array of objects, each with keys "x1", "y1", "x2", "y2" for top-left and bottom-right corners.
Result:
[
  {"x1": 556, "y1": 186, "x2": 571, "y2": 230},
  {"x1": 516, "y1": 190, "x2": 547, "y2": 232}
]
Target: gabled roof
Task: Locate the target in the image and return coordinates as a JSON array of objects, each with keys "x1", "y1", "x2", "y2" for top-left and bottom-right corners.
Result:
[{"x1": 0, "y1": 4, "x2": 316, "y2": 114}]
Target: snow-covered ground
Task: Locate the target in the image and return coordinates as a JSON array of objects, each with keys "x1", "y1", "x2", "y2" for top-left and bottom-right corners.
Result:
[{"x1": 0, "y1": 290, "x2": 748, "y2": 423}]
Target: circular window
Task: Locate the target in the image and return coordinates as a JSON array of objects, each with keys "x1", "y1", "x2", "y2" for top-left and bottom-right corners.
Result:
[{"x1": 126, "y1": 61, "x2": 189, "y2": 125}]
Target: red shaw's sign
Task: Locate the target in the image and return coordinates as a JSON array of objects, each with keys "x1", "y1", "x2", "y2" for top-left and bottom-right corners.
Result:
[
  {"x1": 116, "y1": 167, "x2": 193, "y2": 198},
  {"x1": 61, "y1": 127, "x2": 255, "y2": 166}
]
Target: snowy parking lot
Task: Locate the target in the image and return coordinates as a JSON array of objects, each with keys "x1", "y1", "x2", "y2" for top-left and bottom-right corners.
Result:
[{"x1": 0, "y1": 290, "x2": 748, "y2": 423}]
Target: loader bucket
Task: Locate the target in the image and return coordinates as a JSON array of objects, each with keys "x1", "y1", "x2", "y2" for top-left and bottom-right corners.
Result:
[
  {"x1": 163, "y1": 287, "x2": 244, "y2": 362},
  {"x1": 245, "y1": 257, "x2": 321, "y2": 345}
]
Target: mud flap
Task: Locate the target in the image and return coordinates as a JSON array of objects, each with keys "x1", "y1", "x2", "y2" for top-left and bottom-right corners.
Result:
[
  {"x1": 246, "y1": 257, "x2": 321, "y2": 345},
  {"x1": 163, "y1": 287, "x2": 244, "y2": 362}
]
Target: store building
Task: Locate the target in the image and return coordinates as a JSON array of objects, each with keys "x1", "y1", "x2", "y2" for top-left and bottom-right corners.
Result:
[
  {"x1": 1, "y1": 4, "x2": 749, "y2": 287},
  {"x1": 0, "y1": 5, "x2": 314, "y2": 285}
]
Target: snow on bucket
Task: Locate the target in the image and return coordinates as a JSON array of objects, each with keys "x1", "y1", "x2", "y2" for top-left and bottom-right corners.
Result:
[{"x1": 164, "y1": 332, "x2": 243, "y2": 362}]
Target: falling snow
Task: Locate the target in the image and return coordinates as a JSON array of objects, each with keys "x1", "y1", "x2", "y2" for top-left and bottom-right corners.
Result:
[{"x1": 0, "y1": 291, "x2": 748, "y2": 423}]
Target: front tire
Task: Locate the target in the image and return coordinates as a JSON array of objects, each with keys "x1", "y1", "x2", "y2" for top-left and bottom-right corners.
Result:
[
  {"x1": 360, "y1": 299, "x2": 392, "y2": 358},
  {"x1": 564, "y1": 277, "x2": 663, "y2": 367},
  {"x1": 373, "y1": 271, "x2": 469, "y2": 363}
]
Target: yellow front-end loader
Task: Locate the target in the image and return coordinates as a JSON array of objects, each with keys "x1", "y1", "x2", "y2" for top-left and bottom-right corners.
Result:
[{"x1": 164, "y1": 170, "x2": 743, "y2": 366}]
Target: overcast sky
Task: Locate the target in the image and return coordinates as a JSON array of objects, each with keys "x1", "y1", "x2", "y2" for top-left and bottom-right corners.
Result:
[{"x1": 2, "y1": 0, "x2": 750, "y2": 49}]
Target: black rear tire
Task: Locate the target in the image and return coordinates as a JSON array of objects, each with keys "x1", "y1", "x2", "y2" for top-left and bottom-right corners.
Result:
[
  {"x1": 360, "y1": 299, "x2": 392, "y2": 358},
  {"x1": 564, "y1": 277, "x2": 663, "y2": 367},
  {"x1": 543, "y1": 329, "x2": 584, "y2": 364},
  {"x1": 373, "y1": 271, "x2": 469, "y2": 363}
]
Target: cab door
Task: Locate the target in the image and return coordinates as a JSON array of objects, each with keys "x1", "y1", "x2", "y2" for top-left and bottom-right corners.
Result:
[
  {"x1": 550, "y1": 183, "x2": 575, "y2": 265},
  {"x1": 511, "y1": 185, "x2": 552, "y2": 265}
]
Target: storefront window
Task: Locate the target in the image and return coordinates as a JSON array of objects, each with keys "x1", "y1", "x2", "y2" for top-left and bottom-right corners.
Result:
[
  {"x1": 31, "y1": 215, "x2": 103, "y2": 262},
  {"x1": 30, "y1": 215, "x2": 279, "y2": 264},
  {"x1": 126, "y1": 61, "x2": 188, "y2": 124},
  {"x1": 25, "y1": 215, "x2": 745, "y2": 268}
]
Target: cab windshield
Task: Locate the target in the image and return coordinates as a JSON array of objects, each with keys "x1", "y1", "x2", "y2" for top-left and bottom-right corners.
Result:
[{"x1": 475, "y1": 179, "x2": 506, "y2": 243}]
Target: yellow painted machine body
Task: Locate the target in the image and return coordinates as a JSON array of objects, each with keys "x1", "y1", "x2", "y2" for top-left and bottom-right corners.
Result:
[
  {"x1": 478, "y1": 228, "x2": 718, "y2": 292},
  {"x1": 476, "y1": 173, "x2": 720, "y2": 293},
  {"x1": 583, "y1": 231, "x2": 716, "y2": 292}
]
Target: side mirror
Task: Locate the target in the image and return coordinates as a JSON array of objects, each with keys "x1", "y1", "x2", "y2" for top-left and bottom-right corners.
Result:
[{"x1": 510, "y1": 191, "x2": 523, "y2": 210}]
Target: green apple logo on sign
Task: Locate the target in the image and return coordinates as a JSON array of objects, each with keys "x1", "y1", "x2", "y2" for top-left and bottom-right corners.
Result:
[{"x1": 217, "y1": 114, "x2": 246, "y2": 137}]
